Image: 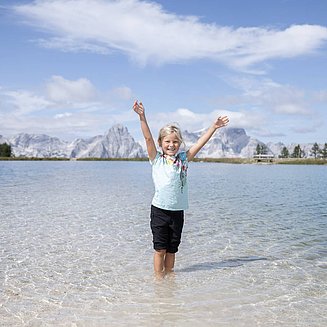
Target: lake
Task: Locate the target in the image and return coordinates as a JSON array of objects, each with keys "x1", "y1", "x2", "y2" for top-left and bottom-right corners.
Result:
[{"x1": 0, "y1": 161, "x2": 326, "y2": 326}]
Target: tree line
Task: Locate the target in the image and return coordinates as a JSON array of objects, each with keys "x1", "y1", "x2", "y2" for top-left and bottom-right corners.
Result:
[
  {"x1": 0, "y1": 143, "x2": 12, "y2": 157},
  {"x1": 279, "y1": 143, "x2": 327, "y2": 159},
  {"x1": 256, "y1": 142, "x2": 327, "y2": 159}
]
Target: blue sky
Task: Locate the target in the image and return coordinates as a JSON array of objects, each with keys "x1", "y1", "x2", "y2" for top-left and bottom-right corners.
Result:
[{"x1": 1, "y1": 0, "x2": 327, "y2": 144}]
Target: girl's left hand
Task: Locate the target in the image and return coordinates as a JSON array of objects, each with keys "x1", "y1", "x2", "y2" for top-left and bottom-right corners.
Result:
[
  {"x1": 133, "y1": 100, "x2": 145, "y2": 116},
  {"x1": 214, "y1": 116, "x2": 229, "y2": 129}
]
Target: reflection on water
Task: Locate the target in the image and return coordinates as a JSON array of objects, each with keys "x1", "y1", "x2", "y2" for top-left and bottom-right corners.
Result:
[{"x1": 0, "y1": 161, "x2": 326, "y2": 326}]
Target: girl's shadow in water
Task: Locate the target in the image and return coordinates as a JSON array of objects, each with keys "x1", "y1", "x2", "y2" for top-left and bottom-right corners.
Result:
[{"x1": 177, "y1": 256, "x2": 268, "y2": 272}]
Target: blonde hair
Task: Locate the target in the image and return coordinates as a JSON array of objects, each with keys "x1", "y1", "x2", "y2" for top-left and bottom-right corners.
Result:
[{"x1": 158, "y1": 123, "x2": 184, "y2": 147}]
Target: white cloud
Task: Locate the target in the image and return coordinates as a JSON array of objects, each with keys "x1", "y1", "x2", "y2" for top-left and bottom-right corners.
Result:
[
  {"x1": 0, "y1": 76, "x2": 100, "y2": 118},
  {"x1": 37, "y1": 36, "x2": 110, "y2": 55},
  {"x1": 149, "y1": 107, "x2": 264, "y2": 135},
  {"x1": 2, "y1": 90, "x2": 52, "y2": 114},
  {"x1": 274, "y1": 103, "x2": 310, "y2": 115},
  {"x1": 225, "y1": 76, "x2": 312, "y2": 115},
  {"x1": 54, "y1": 112, "x2": 72, "y2": 119},
  {"x1": 225, "y1": 25, "x2": 327, "y2": 70},
  {"x1": 0, "y1": 113, "x2": 102, "y2": 140},
  {"x1": 46, "y1": 75, "x2": 96, "y2": 103},
  {"x1": 13, "y1": 0, "x2": 327, "y2": 70},
  {"x1": 0, "y1": 76, "x2": 134, "y2": 139},
  {"x1": 176, "y1": 108, "x2": 198, "y2": 119}
]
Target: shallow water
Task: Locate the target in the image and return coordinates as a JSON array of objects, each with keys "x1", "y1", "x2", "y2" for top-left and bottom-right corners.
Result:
[{"x1": 0, "y1": 161, "x2": 326, "y2": 326}]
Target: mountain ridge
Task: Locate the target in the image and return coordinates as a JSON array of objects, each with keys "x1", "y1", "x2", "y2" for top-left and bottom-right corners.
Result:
[{"x1": 0, "y1": 125, "x2": 321, "y2": 158}]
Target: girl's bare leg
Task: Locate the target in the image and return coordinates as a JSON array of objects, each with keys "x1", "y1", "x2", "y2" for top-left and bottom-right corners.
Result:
[
  {"x1": 164, "y1": 253, "x2": 175, "y2": 273},
  {"x1": 154, "y1": 250, "x2": 166, "y2": 277}
]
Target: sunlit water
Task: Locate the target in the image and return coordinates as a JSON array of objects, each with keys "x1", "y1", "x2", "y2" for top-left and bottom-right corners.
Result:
[{"x1": 0, "y1": 161, "x2": 326, "y2": 326}]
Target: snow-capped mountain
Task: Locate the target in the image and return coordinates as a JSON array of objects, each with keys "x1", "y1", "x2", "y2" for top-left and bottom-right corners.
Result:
[
  {"x1": 5, "y1": 124, "x2": 145, "y2": 158},
  {"x1": 1, "y1": 125, "x2": 320, "y2": 158},
  {"x1": 70, "y1": 124, "x2": 144, "y2": 158},
  {"x1": 9, "y1": 133, "x2": 70, "y2": 158},
  {"x1": 183, "y1": 128, "x2": 261, "y2": 158}
]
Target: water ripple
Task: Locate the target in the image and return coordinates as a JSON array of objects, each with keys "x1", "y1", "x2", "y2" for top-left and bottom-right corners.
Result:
[{"x1": 0, "y1": 161, "x2": 326, "y2": 326}]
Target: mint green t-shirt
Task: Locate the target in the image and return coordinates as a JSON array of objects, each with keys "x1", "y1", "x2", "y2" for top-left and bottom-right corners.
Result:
[{"x1": 150, "y1": 151, "x2": 189, "y2": 211}]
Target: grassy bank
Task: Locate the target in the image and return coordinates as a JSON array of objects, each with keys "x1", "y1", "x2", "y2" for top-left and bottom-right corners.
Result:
[
  {"x1": 0, "y1": 156, "x2": 147, "y2": 162},
  {"x1": 274, "y1": 158, "x2": 327, "y2": 165},
  {"x1": 195, "y1": 157, "x2": 327, "y2": 165},
  {"x1": 0, "y1": 157, "x2": 70, "y2": 161},
  {"x1": 193, "y1": 157, "x2": 253, "y2": 164}
]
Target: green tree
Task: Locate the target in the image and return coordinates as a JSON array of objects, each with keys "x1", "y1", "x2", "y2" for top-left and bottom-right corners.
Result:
[
  {"x1": 292, "y1": 144, "x2": 304, "y2": 158},
  {"x1": 279, "y1": 146, "x2": 289, "y2": 158},
  {"x1": 0, "y1": 143, "x2": 12, "y2": 157},
  {"x1": 255, "y1": 144, "x2": 261, "y2": 155},
  {"x1": 256, "y1": 143, "x2": 268, "y2": 155},
  {"x1": 321, "y1": 143, "x2": 327, "y2": 159},
  {"x1": 311, "y1": 142, "x2": 320, "y2": 159}
]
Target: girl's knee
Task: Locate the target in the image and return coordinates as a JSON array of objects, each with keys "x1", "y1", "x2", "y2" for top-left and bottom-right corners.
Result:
[{"x1": 155, "y1": 249, "x2": 166, "y2": 257}]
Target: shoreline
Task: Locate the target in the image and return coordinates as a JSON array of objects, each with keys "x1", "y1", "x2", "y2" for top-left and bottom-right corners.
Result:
[{"x1": 1, "y1": 157, "x2": 326, "y2": 165}]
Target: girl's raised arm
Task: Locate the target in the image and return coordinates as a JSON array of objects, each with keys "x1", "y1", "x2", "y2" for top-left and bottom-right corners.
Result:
[
  {"x1": 133, "y1": 101, "x2": 157, "y2": 161},
  {"x1": 187, "y1": 116, "x2": 229, "y2": 162}
]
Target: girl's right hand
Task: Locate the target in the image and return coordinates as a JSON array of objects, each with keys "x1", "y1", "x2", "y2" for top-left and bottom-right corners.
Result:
[{"x1": 133, "y1": 100, "x2": 145, "y2": 116}]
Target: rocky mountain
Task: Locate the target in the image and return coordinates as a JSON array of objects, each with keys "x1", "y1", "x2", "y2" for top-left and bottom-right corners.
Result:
[
  {"x1": 1, "y1": 125, "x2": 321, "y2": 158},
  {"x1": 70, "y1": 124, "x2": 144, "y2": 158},
  {"x1": 4, "y1": 124, "x2": 145, "y2": 159},
  {"x1": 9, "y1": 133, "x2": 70, "y2": 158},
  {"x1": 183, "y1": 128, "x2": 261, "y2": 158}
]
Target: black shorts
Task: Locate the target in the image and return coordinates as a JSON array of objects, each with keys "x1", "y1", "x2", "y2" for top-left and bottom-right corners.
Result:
[{"x1": 150, "y1": 205, "x2": 184, "y2": 254}]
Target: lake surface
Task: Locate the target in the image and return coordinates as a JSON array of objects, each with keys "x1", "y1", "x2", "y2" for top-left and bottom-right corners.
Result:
[{"x1": 0, "y1": 161, "x2": 326, "y2": 326}]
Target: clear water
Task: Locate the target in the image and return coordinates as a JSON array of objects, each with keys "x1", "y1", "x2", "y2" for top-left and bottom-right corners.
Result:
[{"x1": 0, "y1": 161, "x2": 326, "y2": 326}]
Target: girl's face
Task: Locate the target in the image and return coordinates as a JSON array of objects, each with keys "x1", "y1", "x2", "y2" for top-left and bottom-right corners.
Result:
[{"x1": 161, "y1": 133, "x2": 181, "y2": 156}]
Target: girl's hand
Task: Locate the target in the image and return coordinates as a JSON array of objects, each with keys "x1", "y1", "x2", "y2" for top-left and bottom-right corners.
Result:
[
  {"x1": 133, "y1": 100, "x2": 145, "y2": 117},
  {"x1": 213, "y1": 115, "x2": 229, "y2": 129}
]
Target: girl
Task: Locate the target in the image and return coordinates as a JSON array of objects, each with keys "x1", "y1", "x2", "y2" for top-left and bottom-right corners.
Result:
[{"x1": 133, "y1": 100, "x2": 229, "y2": 277}]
